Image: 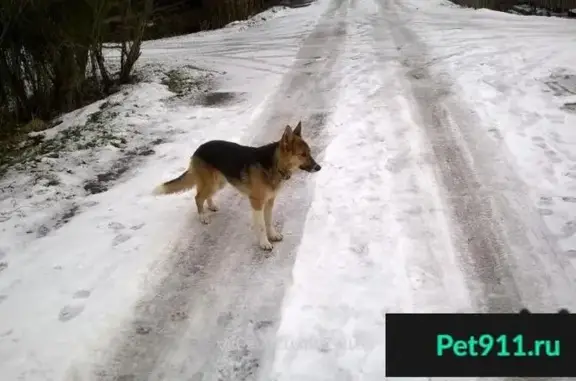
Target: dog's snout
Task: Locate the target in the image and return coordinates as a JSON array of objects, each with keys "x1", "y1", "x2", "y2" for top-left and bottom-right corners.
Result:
[{"x1": 300, "y1": 158, "x2": 321, "y2": 173}]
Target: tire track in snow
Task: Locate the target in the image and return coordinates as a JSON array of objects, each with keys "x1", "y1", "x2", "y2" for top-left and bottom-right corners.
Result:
[
  {"x1": 377, "y1": 0, "x2": 576, "y2": 314},
  {"x1": 93, "y1": 2, "x2": 349, "y2": 381},
  {"x1": 209, "y1": 0, "x2": 350, "y2": 378},
  {"x1": 377, "y1": 0, "x2": 521, "y2": 314},
  {"x1": 357, "y1": 4, "x2": 472, "y2": 312}
]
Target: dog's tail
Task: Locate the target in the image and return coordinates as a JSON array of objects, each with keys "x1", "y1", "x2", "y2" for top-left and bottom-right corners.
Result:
[{"x1": 153, "y1": 166, "x2": 196, "y2": 196}]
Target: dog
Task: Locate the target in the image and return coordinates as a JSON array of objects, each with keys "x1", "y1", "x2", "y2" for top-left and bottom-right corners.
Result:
[{"x1": 153, "y1": 121, "x2": 321, "y2": 250}]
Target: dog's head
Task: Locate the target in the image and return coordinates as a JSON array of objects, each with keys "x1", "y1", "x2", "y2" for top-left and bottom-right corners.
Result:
[{"x1": 278, "y1": 121, "x2": 321, "y2": 173}]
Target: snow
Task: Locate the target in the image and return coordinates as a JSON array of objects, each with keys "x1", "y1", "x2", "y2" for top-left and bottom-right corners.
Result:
[
  {"x1": 225, "y1": 6, "x2": 292, "y2": 30},
  {"x1": 3, "y1": 0, "x2": 576, "y2": 379},
  {"x1": 401, "y1": 0, "x2": 576, "y2": 289}
]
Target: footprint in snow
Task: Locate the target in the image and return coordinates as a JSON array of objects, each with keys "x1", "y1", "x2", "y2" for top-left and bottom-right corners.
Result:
[
  {"x1": 112, "y1": 234, "x2": 131, "y2": 246},
  {"x1": 538, "y1": 196, "x2": 554, "y2": 206},
  {"x1": 537, "y1": 208, "x2": 553, "y2": 216},
  {"x1": 253, "y1": 320, "x2": 273, "y2": 330},
  {"x1": 116, "y1": 375, "x2": 136, "y2": 381},
  {"x1": 58, "y1": 289, "x2": 92, "y2": 322},
  {"x1": 58, "y1": 305, "x2": 85, "y2": 322},
  {"x1": 544, "y1": 150, "x2": 562, "y2": 163},
  {"x1": 108, "y1": 222, "x2": 133, "y2": 246},
  {"x1": 561, "y1": 220, "x2": 576, "y2": 237},
  {"x1": 73, "y1": 289, "x2": 91, "y2": 299},
  {"x1": 130, "y1": 223, "x2": 145, "y2": 230},
  {"x1": 1, "y1": 329, "x2": 13, "y2": 337},
  {"x1": 108, "y1": 221, "x2": 126, "y2": 230}
]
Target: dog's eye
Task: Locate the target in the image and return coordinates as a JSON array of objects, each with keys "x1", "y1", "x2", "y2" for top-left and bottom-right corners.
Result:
[{"x1": 300, "y1": 152, "x2": 307, "y2": 157}]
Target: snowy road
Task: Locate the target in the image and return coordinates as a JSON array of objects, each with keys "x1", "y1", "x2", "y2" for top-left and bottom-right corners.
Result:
[
  {"x1": 379, "y1": 0, "x2": 576, "y2": 313},
  {"x1": 97, "y1": 1, "x2": 349, "y2": 380},
  {"x1": 2, "y1": 0, "x2": 576, "y2": 380}
]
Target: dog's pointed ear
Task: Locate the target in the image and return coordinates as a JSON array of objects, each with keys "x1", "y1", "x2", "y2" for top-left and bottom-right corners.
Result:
[
  {"x1": 280, "y1": 125, "x2": 293, "y2": 150},
  {"x1": 293, "y1": 121, "x2": 302, "y2": 137}
]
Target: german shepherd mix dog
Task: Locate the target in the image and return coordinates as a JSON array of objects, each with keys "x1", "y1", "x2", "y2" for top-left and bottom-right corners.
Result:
[{"x1": 153, "y1": 121, "x2": 321, "y2": 250}]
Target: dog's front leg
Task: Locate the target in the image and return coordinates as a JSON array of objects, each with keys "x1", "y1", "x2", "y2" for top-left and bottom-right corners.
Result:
[
  {"x1": 250, "y1": 197, "x2": 273, "y2": 250},
  {"x1": 264, "y1": 197, "x2": 283, "y2": 242}
]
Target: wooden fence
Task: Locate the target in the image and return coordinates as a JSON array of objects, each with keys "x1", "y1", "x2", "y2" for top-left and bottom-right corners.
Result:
[
  {"x1": 450, "y1": 0, "x2": 513, "y2": 10},
  {"x1": 529, "y1": 0, "x2": 576, "y2": 10},
  {"x1": 451, "y1": 0, "x2": 576, "y2": 11}
]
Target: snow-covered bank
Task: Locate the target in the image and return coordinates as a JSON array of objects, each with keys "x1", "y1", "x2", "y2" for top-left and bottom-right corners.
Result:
[
  {"x1": 0, "y1": 90, "x2": 259, "y2": 381},
  {"x1": 225, "y1": 6, "x2": 292, "y2": 30}
]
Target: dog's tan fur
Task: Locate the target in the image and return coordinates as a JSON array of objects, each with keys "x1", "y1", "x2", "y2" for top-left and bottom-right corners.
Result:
[{"x1": 153, "y1": 121, "x2": 321, "y2": 250}]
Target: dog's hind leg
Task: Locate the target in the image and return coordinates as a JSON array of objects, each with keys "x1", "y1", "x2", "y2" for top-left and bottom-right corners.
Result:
[
  {"x1": 196, "y1": 181, "x2": 221, "y2": 224},
  {"x1": 192, "y1": 160, "x2": 222, "y2": 224},
  {"x1": 207, "y1": 197, "x2": 219, "y2": 212},
  {"x1": 264, "y1": 197, "x2": 283, "y2": 242},
  {"x1": 195, "y1": 185, "x2": 213, "y2": 225},
  {"x1": 194, "y1": 177, "x2": 218, "y2": 225},
  {"x1": 206, "y1": 174, "x2": 226, "y2": 212},
  {"x1": 250, "y1": 197, "x2": 273, "y2": 250}
]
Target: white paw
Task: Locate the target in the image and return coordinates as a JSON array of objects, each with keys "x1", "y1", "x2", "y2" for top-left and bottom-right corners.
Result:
[
  {"x1": 268, "y1": 230, "x2": 283, "y2": 242},
  {"x1": 199, "y1": 214, "x2": 211, "y2": 224},
  {"x1": 207, "y1": 204, "x2": 219, "y2": 212},
  {"x1": 259, "y1": 240, "x2": 274, "y2": 251}
]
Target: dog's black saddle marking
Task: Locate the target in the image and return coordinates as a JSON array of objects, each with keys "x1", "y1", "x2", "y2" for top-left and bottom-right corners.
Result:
[{"x1": 194, "y1": 140, "x2": 279, "y2": 181}]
